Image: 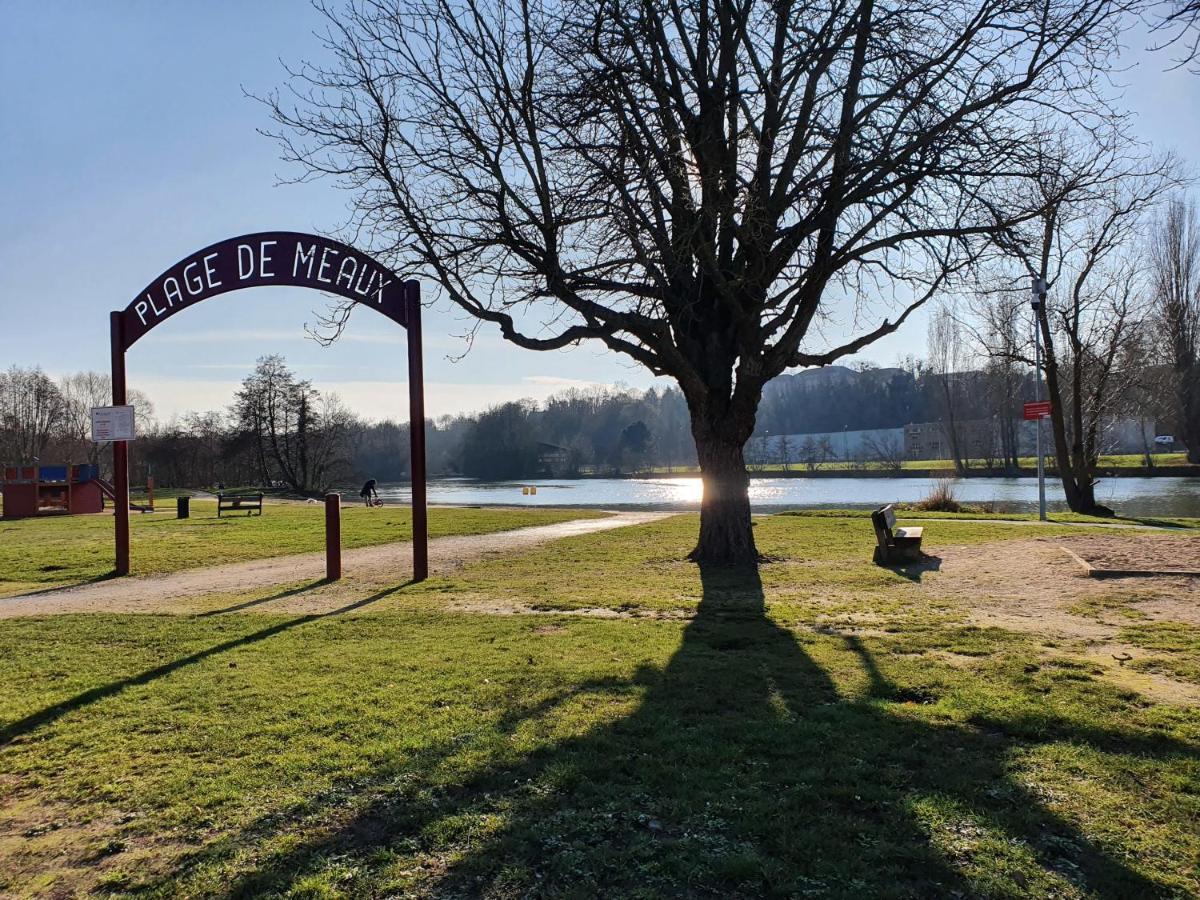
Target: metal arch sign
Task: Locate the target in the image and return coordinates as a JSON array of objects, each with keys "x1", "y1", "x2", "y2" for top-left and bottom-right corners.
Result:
[
  {"x1": 108, "y1": 230, "x2": 427, "y2": 583},
  {"x1": 117, "y1": 231, "x2": 412, "y2": 350}
]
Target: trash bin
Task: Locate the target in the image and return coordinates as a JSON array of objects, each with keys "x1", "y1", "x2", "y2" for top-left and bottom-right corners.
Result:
[{"x1": 177, "y1": 496, "x2": 190, "y2": 519}]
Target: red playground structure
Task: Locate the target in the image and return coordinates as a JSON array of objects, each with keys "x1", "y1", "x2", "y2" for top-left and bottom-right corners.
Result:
[{"x1": 1, "y1": 464, "x2": 151, "y2": 520}]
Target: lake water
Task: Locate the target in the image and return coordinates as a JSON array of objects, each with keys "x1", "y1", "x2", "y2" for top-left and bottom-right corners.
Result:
[{"x1": 369, "y1": 475, "x2": 1200, "y2": 518}]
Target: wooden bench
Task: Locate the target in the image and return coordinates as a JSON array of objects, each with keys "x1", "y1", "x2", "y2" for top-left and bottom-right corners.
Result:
[
  {"x1": 217, "y1": 492, "x2": 263, "y2": 517},
  {"x1": 870, "y1": 504, "x2": 923, "y2": 564}
]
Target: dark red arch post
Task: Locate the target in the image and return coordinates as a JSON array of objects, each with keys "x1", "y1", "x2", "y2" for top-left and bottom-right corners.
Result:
[
  {"x1": 405, "y1": 282, "x2": 427, "y2": 581},
  {"x1": 109, "y1": 231, "x2": 428, "y2": 582},
  {"x1": 110, "y1": 311, "x2": 131, "y2": 575}
]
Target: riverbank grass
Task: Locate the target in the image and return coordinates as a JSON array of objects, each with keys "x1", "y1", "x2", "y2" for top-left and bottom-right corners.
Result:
[
  {"x1": 0, "y1": 503, "x2": 606, "y2": 596},
  {"x1": 1, "y1": 513, "x2": 1198, "y2": 896}
]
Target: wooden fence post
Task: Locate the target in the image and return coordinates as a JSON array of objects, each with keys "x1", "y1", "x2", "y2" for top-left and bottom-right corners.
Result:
[{"x1": 325, "y1": 493, "x2": 341, "y2": 581}]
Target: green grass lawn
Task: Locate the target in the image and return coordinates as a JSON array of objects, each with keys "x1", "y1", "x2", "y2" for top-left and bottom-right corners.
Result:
[
  {"x1": 0, "y1": 503, "x2": 606, "y2": 596},
  {"x1": 1, "y1": 514, "x2": 1198, "y2": 897},
  {"x1": 414, "y1": 513, "x2": 1094, "y2": 618}
]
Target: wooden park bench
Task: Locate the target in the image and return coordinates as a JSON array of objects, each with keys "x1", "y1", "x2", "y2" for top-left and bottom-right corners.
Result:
[
  {"x1": 870, "y1": 504, "x2": 923, "y2": 565},
  {"x1": 217, "y1": 492, "x2": 264, "y2": 517}
]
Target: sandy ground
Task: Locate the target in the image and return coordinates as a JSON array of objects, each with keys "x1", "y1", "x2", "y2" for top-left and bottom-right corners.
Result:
[
  {"x1": 922, "y1": 535, "x2": 1199, "y2": 631},
  {"x1": 0, "y1": 512, "x2": 668, "y2": 617},
  {"x1": 1058, "y1": 532, "x2": 1200, "y2": 572},
  {"x1": 918, "y1": 534, "x2": 1200, "y2": 704}
]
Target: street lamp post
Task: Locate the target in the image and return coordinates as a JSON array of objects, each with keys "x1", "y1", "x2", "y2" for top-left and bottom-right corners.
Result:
[{"x1": 1031, "y1": 276, "x2": 1048, "y2": 521}]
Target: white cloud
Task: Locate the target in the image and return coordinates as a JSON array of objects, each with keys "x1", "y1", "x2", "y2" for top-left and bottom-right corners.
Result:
[
  {"x1": 152, "y1": 328, "x2": 312, "y2": 344},
  {"x1": 338, "y1": 332, "x2": 407, "y2": 345},
  {"x1": 521, "y1": 375, "x2": 609, "y2": 389},
  {"x1": 182, "y1": 363, "x2": 263, "y2": 371},
  {"x1": 182, "y1": 362, "x2": 343, "y2": 371}
]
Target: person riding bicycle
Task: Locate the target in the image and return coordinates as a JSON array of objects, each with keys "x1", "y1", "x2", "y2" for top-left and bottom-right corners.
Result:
[{"x1": 360, "y1": 478, "x2": 379, "y2": 506}]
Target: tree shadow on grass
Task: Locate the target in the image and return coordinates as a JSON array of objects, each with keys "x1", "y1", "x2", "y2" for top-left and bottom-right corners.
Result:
[
  {"x1": 189, "y1": 565, "x2": 1188, "y2": 898},
  {"x1": 0, "y1": 582, "x2": 411, "y2": 748},
  {"x1": 196, "y1": 579, "x2": 328, "y2": 616},
  {"x1": 2, "y1": 570, "x2": 120, "y2": 600}
]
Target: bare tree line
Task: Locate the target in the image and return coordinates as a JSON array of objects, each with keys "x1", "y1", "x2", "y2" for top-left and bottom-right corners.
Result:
[
  {"x1": 0, "y1": 359, "x2": 354, "y2": 494},
  {"x1": 0, "y1": 367, "x2": 154, "y2": 473},
  {"x1": 0, "y1": 360, "x2": 702, "y2": 491}
]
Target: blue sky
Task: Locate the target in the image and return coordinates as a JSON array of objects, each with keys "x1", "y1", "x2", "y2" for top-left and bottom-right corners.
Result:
[{"x1": 2, "y1": 3, "x2": 1197, "y2": 422}]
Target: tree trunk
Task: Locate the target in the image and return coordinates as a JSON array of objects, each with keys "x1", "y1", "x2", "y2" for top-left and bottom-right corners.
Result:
[
  {"x1": 936, "y1": 377, "x2": 966, "y2": 475},
  {"x1": 689, "y1": 417, "x2": 759, "y2": 565},
  {"x1": 1037, "y1": 311, "x2": 1112, "y2": 516},
  {"x1": 1002, "y1": 413, "x2": 1019, "y2": 473},
  {"x1": 1179, "y1": 365, "x2": 1200, "y2": 465}
]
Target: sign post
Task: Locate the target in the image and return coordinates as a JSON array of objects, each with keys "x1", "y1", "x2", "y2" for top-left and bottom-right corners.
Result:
[
  {"x1": 110, "y1": 312, "x2": 131, "y2": 574},
  {"x1": 1031, "y1": 277, "x2": 1048, "y2": 522},
  {"x1": 1023, "y1": 401, "x2": 1051, "y2": 420},
  {"x1": 90, "y1": 405, "x2": 136, "y2": 442},
  {"x1": 325, "y1": 493, "x2": 342, "y2": 581},
  {"x1": 406, "y1": 286, "x2": 428, "y2": 581}
]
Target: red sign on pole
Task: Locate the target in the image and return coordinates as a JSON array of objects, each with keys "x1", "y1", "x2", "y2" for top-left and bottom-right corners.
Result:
[{"x1": 1023, "y1": 400, "x2": 1052, "y2": 421}]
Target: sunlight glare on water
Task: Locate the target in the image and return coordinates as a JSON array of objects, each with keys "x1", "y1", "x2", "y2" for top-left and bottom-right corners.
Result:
[
  {"x1": 366, "y1": 475, "x2": 1200, "y2": 518},
  {"x1": 672, "y1": 477, "x2": 704, "y2": 503}
]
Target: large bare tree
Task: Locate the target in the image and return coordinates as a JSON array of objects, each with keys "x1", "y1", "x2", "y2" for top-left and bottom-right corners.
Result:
[
  {"x1": 269, "y1": 0, "x2": 1133, "y2": 562},
  {"x1": 58, "y1": 371, "x2": 111, "y2": 470},
  {"x1": 1149, "y1": 198, "x2": 1200, "y2": 462},
  {"x1": 927, "y1": 302, "x2": 969, "y2": 474},
  {"x1": 0, "y1": 367, "x2": 65, "y2": 464},
  {"x1": 973, "y1": 143, "x2": 1177, "y2": 514},
  {"x1": 974, "y1": 292, "x2": 1028, "y2": 471},
  {"x1": 57, "y1": 372, "x2": 155, "y2": 473},
  {"x1": 234, "y1": 356, "x2": 356, "y2": 494}
]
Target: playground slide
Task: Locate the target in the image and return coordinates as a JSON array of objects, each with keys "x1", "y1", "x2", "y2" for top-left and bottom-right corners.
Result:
[{"x1": 95, "y1": 479, "x2": 153, "y2": 512}]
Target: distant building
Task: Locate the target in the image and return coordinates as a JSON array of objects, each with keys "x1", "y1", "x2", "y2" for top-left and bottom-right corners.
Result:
[
  {"x1": 1102, "y1": 419, "x2": 1158, "y2": 456},
  {"x1": 536, "y1": 442, "x2": 571, "y2": 477},
  {"x1": 756, "y1": 416, "x2": 1168, "y2": 467},
  {"x1": 758, "y1": 428, "x2": 905, "y2": 464},
  {"x1": 904, "y1": 417, "x2": 1161, "y2": 462},
  {"x1": 903, "y1": 420, "x2": 1000, "y2": 461}
]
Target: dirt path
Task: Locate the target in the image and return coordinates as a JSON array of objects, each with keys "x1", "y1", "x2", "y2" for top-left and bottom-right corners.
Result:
[{"x1": 0, "y1": 512, "x2": 669, "y2": 617}]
